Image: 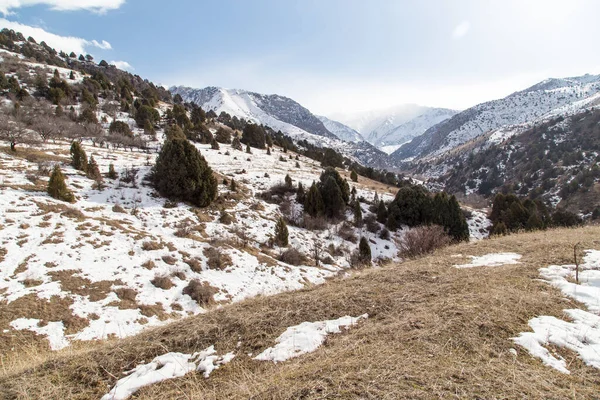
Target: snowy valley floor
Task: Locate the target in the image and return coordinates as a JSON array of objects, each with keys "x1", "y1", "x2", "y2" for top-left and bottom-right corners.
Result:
[{"x1": 1, "y1": 225, "x2": 599, "y2": 399}]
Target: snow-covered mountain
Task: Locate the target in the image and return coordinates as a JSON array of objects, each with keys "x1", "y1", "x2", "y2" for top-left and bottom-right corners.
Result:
[
  {"x1": 170, "y1": 86, "x2": 394, "y2": 170},
  {"x1": 329, "y1": 105, "x2": 458, "y2": 153},
  {"x1": 391, "y1": 74, "x2": 600, "y2": 162},
  {"x1": 316, "y1": 115, "x2": 364, "y2": 143},
  {"x1": 376, "y1": 108, "x2": 458, "y2": 154}
]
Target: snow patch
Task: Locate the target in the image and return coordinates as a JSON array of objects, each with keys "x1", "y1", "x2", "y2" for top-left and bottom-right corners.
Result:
[
  {"x1": 102, "y1": 346, "x2": 235, "y2": 400},
  {"x1": 513, "y1": 250, "x2": 600, "y2": 374},
  {"x1": 10, "y1": 318, "x2": 68, "y2": 350},
  {"x1": 454, "y1": 253, "x2": 521, "y2": 268},
  {"x1": 254, "y1": 314, "x2": 368, "y2": 363}
]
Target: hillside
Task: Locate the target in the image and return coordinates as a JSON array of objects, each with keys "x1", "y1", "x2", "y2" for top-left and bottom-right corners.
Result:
[
  {"x1": 392, "y1": 74, "x2": 600, "y2": 162},
  {"x1": 2, "y1": 226, "x2": 599, "y2": 399}
]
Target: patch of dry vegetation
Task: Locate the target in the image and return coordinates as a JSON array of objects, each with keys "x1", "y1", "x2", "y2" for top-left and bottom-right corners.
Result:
[{"x1": 1, "y1": 226, "x2": 600, "y2": 399}]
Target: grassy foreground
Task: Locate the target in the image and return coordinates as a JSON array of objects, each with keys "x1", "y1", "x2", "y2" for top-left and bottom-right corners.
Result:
[{"x1": 1, "y1": 226, "x2": 600, "y2": 399}]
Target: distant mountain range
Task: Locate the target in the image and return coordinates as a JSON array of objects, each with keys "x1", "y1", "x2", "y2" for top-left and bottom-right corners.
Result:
[{"x1": 170, "y1": 86, "x2": 395, "y2": 170}]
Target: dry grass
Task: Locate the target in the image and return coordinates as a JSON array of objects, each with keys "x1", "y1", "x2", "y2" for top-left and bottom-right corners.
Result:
[{"x1": 2, "y1": 226, "x2": 600, "y2": 399}]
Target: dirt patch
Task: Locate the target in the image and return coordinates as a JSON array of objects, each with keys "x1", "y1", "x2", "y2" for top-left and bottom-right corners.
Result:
[{"x1": 48, "y1": 270, "x2": 117, "y2": 302}]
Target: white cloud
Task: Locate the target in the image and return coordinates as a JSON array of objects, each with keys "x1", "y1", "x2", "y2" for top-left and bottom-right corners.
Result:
[
  {"x1": 91, "y1": 39, "x2": 111, "y2": 50},
  {"x1": 0, "y1": 18, "x2": 112, "y2": 54},
  {"x1": 110, "y1": 60, "x2": 133, "y2": 71},
  {"x1": 452, "y1": 21, "x2": 471, "y2": 39},
  {"x1": 0, "y1": 0, "x2": 126, "y2": 15}
]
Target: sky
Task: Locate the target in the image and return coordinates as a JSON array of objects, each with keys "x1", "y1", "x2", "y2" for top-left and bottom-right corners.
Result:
[{"x1": 1, "y1": 0, "x2": 600, "y2": 116}]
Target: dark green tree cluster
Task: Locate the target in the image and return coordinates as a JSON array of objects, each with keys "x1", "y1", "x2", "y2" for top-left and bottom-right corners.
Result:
[
  {"x1": 109, "y1": 120, "x2": 132, "y2": 137},
  {"x1": 241, "y1": 123, "x2": 266, "y2": 149},
  {"x1": 489, "y1": 193, "x2": 581, "y2": 235},
  {"x1": 386, "y1": 185, "x2": 469, "y2": 242},
  {"x1": 274, "y1": 217, "x2": 289, "y2": 247},
  {"x1": 303, "y1": 168, "x2": 350, "y2": 220},
  {"x1": 152, "y1": 137, "x2": 217, "y2": 207}
]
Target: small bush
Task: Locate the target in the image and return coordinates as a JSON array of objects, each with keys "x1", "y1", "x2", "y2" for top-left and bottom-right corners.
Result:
[
  {"x1": 182, "y1": 280, "x2": 217, "y2": 307},
  {"x1": 379, "y1": 228, "x2": 391, "y2": 240},
  {"x1": 204, "y1": 247, "x2": 232, "y2": 270},
  {"x1": 112, "y1": 204, "x2": 126, "y2": 213},
  {"x1": 399, "y1": 225, "x2": 451, "y2": 259},
  {"x1": 114, "y1": 287, "x2": 137, "y2": 302},
  {"x1": 142, "y1": 241, "x2": 163, "y2": 251},
  {"x1": 141, "y1": 260, "x2": 156, "y2": 269},
  {"x1": 301, "y1": 215, "x2": 328, "y2": 230},
  {"x1": 279, "y1": 248, "x2": 306, "y2": 266},
  {"x1": 364, "y1": 214, "x2": 380, "y2": 233},
  {"x1": 151, "y1": 276, "x2": 173, "y2": 290},
  {"x1": 184, "y1": 257, "x2": 203, "y2": 273},
  {"x1": 162, "y1": 255, "x2": 177, "y2": 265},
  {"x1": 338, "y1": 222, "x2": 358, "y2": 243}
]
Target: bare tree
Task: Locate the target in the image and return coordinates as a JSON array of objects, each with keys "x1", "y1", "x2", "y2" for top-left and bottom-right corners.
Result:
[
  {"x1": 32, "y1": 115, "x2": 57, "y2": 142},
  {"x1": 0, "y1": 107, "x2": 32, "y2": 151}
]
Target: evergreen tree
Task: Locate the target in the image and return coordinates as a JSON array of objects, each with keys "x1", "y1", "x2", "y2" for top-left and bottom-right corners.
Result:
[
  {"x1": 246, "y1": 143, "x2": 252, "y2": 154},
  {"x1": 231, "y1": 136, "x2": 242, "y2": 151},
  {"x1": 447, "y1": 195, "x2": 469, "y2": 242},
  {"x1": 284, "y1": 174, "x2": 293, "y2": 188},
  {"x1": 241, "y1": 123, "x2": 266, "y2": 149},
  {"x1": 230, "y1": 179, "x2": 237, "y2": 192},
  {"x1": 354, "y1": 201, "x2": 363, "y2": 227},
  {"x1": 165, "y1": 124, "x2": 186, "y2": 141},
  {"x1": 319, "y1": 167, "x2": 349, "y2": 204},
  {"x1": 387, "y1": 185, "x2": 431, "y2": 228},
  {"x1": 107, "y1": 163, "x2": 117, "y2": 179},
  {"x1": 266, "y1": 147, "x2": 271, "y2": 155},
  {"x1": 69, "y1": 71, "x2": 75, "y2": 80},
  {"x1": 304, "y1": 182, "x2": 324, "y2": 217},
  {"x1": 266, "y1": 134, "x2": 273, "y2": 147},
  {"x1": 215, "y1": 127, "x2": 231, "y2": 144},
  {"x1": 86, "y1": 155, "x2": 102, "y2": 182},
  {"x1": 350, "y1": 169, "x2": 358, "y2": 182},
  {"x1": 358, "y1": 237, "x2": 372, "y2": 265},
  {"x1": 70, "y1": 141, "x2": 88, "y2": 172},
  {"x1": 47, "y1": 165, "x2": 75, "y2": 202},
  {"x1": 321, "y1": 148, "x2": 344, "y2": 168},
  {"x1": 296, "y1": 182, "x2": 305, "y2": 204},
  {"x1": 152, "y1": 138, "x2": 217, "y2": 207},
  {"x1": 320, "y1": 176, "x2": 345, "y2": 219},
  {"x1": 376, "y1": 200, "x2": 387, "y2": 224},
  {"x1": 274, "y1": 217, "x2": 289, "y2": 247}
]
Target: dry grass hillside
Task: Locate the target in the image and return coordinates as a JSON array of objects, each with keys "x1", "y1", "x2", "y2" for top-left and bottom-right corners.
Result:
[{"x1": 1, "y1": 226, "x2": 599, "y2": 399}]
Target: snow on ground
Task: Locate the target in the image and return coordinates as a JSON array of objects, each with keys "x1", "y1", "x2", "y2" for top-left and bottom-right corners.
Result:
[
  {"x1": 102, "y1": 346, "x2": 235, "y2": 400},
  {"x1": 513, "y1": 250, "x2": 600, "y2": 374},
  {"x1": 454, "y1": 253, "x2": 522, "y2": 268},
  {"x1": 466, "y1": 208, "x2": 491, "y2": 240},
  {"x1": 254, "y1": 314, "x2": 368, "y2": 363},
  {"x1": 0, "y1": 137, "x2": 401, "y2": 350}
]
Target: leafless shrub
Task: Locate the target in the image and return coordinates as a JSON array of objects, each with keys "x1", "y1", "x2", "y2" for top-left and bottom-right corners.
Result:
[
  {"x1": 399, "y1": 225, "x2": 452, "y2": 259},
  {"x1": 301, "y1": 215, "x2": 328, "y2": 230},
  {"x1": 182, "y1": 280, "x2": 217, "y2": 307},
  {"x1": 184, "y1": 257, "x2": 203, "y2": 273},
  {"x1": 141, "y1": 260, "x2": 156, "y2": 270},
  {"x1": 112, "y1": 204, "x2": 126, "y2": 213},
  {"x1": 279, "y1": 248, "x2": 306, "y2": 266},
  {"x1": 162, "y1": 255, "x2": 177, "y2": 265},
  {"x1": 151, "y1": 276, "x2": 174, "y2": 290},
  {"x1": 338, "y1": 222, "x2": 358, "y2": 243},
  {"x1": 141, "y1": 241, "x2": 163, "y2": 251},
  {"x1": 204, "y1": 247, "x2": 232, "y2": 270}
]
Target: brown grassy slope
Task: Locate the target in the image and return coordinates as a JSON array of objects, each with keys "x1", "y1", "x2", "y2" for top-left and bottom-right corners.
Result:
[{"x1": 1, "y1": 226, "x2": 600, "y2": 399}]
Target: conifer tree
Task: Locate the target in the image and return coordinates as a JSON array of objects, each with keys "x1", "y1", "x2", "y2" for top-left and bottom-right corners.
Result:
[
  {"x1": 354, "y1": 201, "x2": 363, "y2": 227},
  {"x1": 296, "y1": 182, "x2": 305, "y2": 204},
  {"x1": 447, "y1": 195, "x2": 469, "y2": 242},
  {"x1": 376, "y1": 200, "x2": 387, "y2": 223},
  {"x1": 358, "y1": 237, "x2": 371, "y2": 265},
  {"x1": 320, "y1": 176, "x2": 345, "y2": 219},
  {"x1": 231, "y1": 136, "x2": 242, "y2": 151},
  {"x1": 86, "y1": 155, "x2": 102, "y2": 182},
  {"x1": 274, "y1": 217, "x2": 289, "y2": 247},
  {"x1": 211, "y1": 138, "x2": 220, "y2": 150},
  {"x1": 107, "y1": 163, "x2": 117, "y2": 179},
  {"x1": 319, "y1": 167, "x2": 350, "y2": 204},
  {"x1": 284, "y1": 174, "x2": 293, "y2": 188},
  {"x1": 215, "y1": 127, "x2": 231, "y2": 144},
  {"x1": 70, "y1": 141, "x2": 88, "y2": 172},
  {"x1": 350, "y1": 169, "x2": 358, "y2": 182},
  {"x1": 152, "y1": 138, "x2": 217, "y2": 207},
  {"x1": 241, "y1": 123, "x2": 266, "y2": 149},
  {"x1": 304, "y1": 182, "x2": 324, "y2": 217},
  {"x1": 230, "y1": 178, "x2": 237, "y2": 192},
  {"x1": 47, "y1": 165, "x2": 75, "y2": 202},
  {"x1": 266, "y1": 134, "x2": 273, "y2": 147},
  {"x1": 266, "y1": 147, "x2": 271, "y2": 155},
  {"x1": 246, "y1": 143, "x2": 251, "y2": 154}
]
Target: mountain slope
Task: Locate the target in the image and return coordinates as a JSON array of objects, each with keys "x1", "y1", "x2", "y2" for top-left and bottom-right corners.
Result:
[
  {"x1": 170, "y1": 86, "x2": 395, "y2": 170},
  {"x1": 391, "y1": 74, "x2": 600, "y2": 162},
  {"x1": 4, "y1": 226, "x2": 600, "y2": 398},
  {"x1": 377, "y1": 108, "x2": 458, "y2": 154},
  {"x1": 316, "y1": 115, "x2": 364, "y2": 143}
]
